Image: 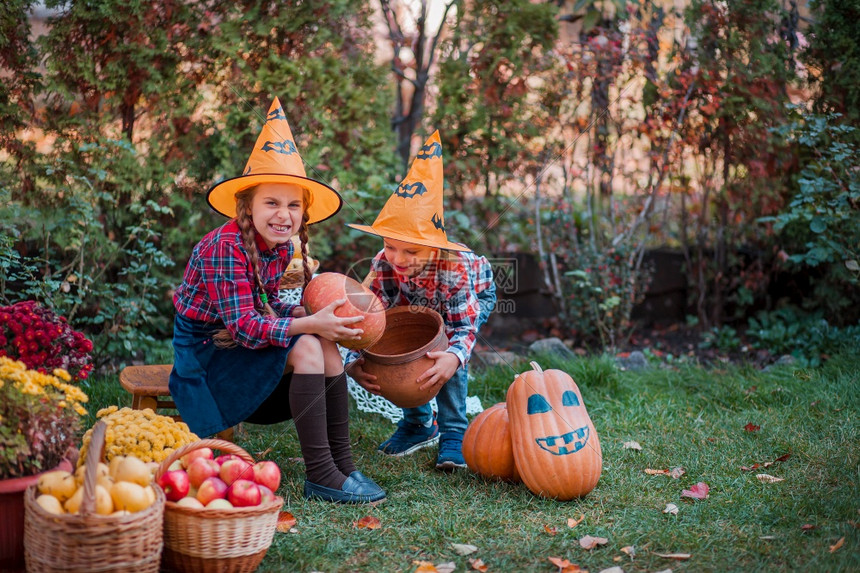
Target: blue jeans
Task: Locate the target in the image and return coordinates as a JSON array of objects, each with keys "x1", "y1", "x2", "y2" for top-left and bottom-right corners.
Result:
[{"x1": 402, "y1": 283, "x2": 497, "y2": 435}]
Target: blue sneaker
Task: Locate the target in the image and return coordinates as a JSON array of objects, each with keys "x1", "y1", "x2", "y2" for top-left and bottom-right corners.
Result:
[
  {"x1": 435, "y1": 432, "x2": 466, "y2": 471},
  {"x1": 378, "y1": 417, "x2": 439, "y2": 456}
]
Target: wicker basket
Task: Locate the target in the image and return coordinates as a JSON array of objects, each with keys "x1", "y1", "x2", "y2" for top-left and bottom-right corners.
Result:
[
  {"x1": 280, "y1": 257, "x2": 320, "y2": 290},
  {"x1": 23, "y1": 421, "x2": 165, "y2": 573},
  {"x1": 155, "y1": 439, "x2": 284, "y2": 573}
]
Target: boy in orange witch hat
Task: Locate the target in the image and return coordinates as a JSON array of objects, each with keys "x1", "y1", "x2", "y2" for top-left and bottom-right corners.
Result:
[
  {"x1": 345, "y1": 131, "x2": 496, "y2": 470},
  {"x1": 171, "y1": 97, "x2": 385, "y2": 503}
]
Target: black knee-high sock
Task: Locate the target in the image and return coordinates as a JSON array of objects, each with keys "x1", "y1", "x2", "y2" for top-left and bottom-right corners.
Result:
[
  {"x1": 325, "y1": 374, "x2": 357, "y2": 476},
  {"x1": 289, "y1": 373, "x2": 346, "y2": 489}
]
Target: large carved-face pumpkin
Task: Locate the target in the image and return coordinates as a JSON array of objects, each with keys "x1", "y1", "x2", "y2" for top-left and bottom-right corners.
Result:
[
  {"x1": 506, "y1": 361, "x2": 602, "y2": 500},
  {"x1": 462, "y1": 403, "x2": 521, "y2": 483}
]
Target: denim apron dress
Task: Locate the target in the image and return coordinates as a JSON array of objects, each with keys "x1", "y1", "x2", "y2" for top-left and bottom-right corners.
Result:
[{"x1": 169, "y1": 313, "x2": 298, "y2": 437}]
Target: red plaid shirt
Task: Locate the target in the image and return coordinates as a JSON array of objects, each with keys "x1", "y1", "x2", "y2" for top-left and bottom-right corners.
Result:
[
  {"x1": 173, "y1": 220, "x2": 298, "y2": 348},
  {"x1": 348, "y1": 248, "x2": 493, "y2": 366}
]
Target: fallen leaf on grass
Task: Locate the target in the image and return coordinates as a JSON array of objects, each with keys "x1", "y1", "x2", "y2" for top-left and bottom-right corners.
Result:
[
  {"x1": 681, "y1": 482, "x2": 709, "y2": 500},
  {"x1": 598, "y1": 567, "x2": 624, "y2": 573},
  {"x1": 413, "y1": 561, "x2": 436, "y2": 572},
  {"x1": 623, "y1": 440, "x2": 642, "y2": 451},
  {"x1": 744, "y1": 423, "x2": 761, "y2": 432},
  {"x1": 654, "y1": 552, "x2": 692, "y2": 560},
  {"x1": 645, "y1": 467, "x2": 685, "y2": 479},
  {"x1": 756, "y1": 473, "x2": 784, "y2": 483},
  {"x1": 452, "y1": 543, "x2": 477, "y2": 556},
  {"x1": 353, "y1": 516, "x2": 381, "y2": 530},
  {"x1": 744, "y1": 385, "x2": 757, "y2": 395},
  {"x1": 276, "y1": 511, "x2": 297, "y2": 532},
  {"x1": 580, "y1": 535, "x2": 609, "y2": 550},
  {"x1": 829, "y1": 537, "x2": 845, "y2": 553},
  {"x1": 468, "y1": 558, "x2": 488, "y2": 572},
  {"x1": 741, "y1": 453, "x2": 790, "y2": 471},
  {"x1": 567, "y1": 514, "x2": 585, "y2": 528},
  {"x1": 759, "y1": 536, "x2": 777, "y2": 540},
  {"x1": 545, "y1": 525, "x2": 559, "y2": 535},
  {"x1": 620, "y1": 545, "x2": 636, "y2": 557},
  {"x1": 645, "y1": 468, "x2": 670, "y2": 476},
  {"x1": 801, "y1": 524, "x2": 816, "y2": 531},
  {"x1": 255, "y1": 447, "x2": 273, "y2": 458},
  {"x1": 663, "y1": 503, "x2": 679, "y2": 515},
  {"x1": 548, "y1": 557, "x2": 585, "y2": 572},
  {"x1": 435, "y1": 562, "x2": 456, "y2": 573}
]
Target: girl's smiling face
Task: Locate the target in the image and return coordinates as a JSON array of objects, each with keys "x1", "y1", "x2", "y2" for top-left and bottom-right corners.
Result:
[
  {"x1": 249, "y1": 183, "x2": 305, "y2": 249},
  {"x1": 383, "y1": 238, "x2": 437, "y2": 278}
]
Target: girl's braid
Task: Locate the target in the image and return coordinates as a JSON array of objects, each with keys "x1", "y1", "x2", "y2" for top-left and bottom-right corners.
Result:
[{"x1": 299, "y1": 204, "x2": 311, "y2": 289}]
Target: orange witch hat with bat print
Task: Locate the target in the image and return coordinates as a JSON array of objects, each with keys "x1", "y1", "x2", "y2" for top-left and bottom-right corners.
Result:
[
  {"x1": 347, "y1": 130, "x2": 470, "y2": 252},
  {"x1": 206, "y1": 97, "x2": 342, "y2": 225}
]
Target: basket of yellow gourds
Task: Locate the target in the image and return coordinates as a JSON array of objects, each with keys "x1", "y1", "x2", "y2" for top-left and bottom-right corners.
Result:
[{"x1": 23, "y1": 420, "x2": 166, "y2": 572}]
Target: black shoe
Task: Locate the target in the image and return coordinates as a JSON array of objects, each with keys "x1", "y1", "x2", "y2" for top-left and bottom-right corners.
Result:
[
  {"x1": 348, "y1": 470, "x2": 386, "y2": 498},
  {"x1": 304, "y1": 476, "x2": 387, "y2": 503}
]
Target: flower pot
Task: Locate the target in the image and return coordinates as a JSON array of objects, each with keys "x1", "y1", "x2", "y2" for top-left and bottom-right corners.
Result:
[
  {"x1": 362, "y1": 306, "x2": 447, "y2": 408},
  {"x1": 0, "y1": 460, "x2": 72, "y2": 572}
]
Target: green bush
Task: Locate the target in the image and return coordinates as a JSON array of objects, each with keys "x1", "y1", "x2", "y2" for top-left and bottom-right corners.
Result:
[
  {"x1": 762, "y1": 112, "x2": 860, "y2": 324},
  {"x1": 746, "y1": 307, "x2": 860, "y2": 367}
]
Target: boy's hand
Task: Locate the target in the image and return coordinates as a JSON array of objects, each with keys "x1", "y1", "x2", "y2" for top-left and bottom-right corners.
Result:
[
  {"x1": 417, "y1": 351, "x2": 460, "y2": 391},
  {"x1": 346, "y1": 357, "x2": 382, "y2": 394}
]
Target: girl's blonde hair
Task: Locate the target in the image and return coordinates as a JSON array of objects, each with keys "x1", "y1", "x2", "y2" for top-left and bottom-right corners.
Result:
[{"x1": 213, "y1": 185, "x2": 312, "y2": 348}]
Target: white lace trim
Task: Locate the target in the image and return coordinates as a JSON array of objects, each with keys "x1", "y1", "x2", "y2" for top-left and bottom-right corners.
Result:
[{"x1": 281, "y1": 286, "x2": 483, "y2": 423}]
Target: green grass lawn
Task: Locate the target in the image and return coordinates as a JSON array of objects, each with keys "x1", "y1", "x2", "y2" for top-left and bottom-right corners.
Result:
[{"x1": 81, "y1": 351, "x2": 859, "y2": 572}]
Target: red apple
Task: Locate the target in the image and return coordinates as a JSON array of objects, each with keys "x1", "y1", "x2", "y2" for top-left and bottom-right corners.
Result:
[
  {"x1": 214, "y1": 454, "x2": 241, "y2": 466},
  {"x1": 251, "y1": 461, "x2": 281, "y2": 492},
  {"x1": 157, "y1": 469, "x2": 191, "y2": 502},
  {"x1": 180, "y1": 447, "x2": 214, "y2": 469},
  {"x1": 220, "y1": 459, "x2": 252, "y2": 486},
  {"x1": 187, "y1": 457, "x2": 221, "y2": 489},
  {"x1": 227, "y1": 479, "x2": 261, "y2": 507},
  {"x1": 206, "y1": 498, "x2": 234, "y2": 510},
  {"x1": 257, "y1": 485, "x2": 276, "y2": 504},
  {"x1": 176, "y1": 496, "x2": 204, "y2": 509},
  {"x1": 196, "y1": 476, "x2": 228, "y2": 506}
]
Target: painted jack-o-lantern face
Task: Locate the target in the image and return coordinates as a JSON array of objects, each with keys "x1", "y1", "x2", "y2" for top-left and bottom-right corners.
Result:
[
  {"x1": 527, "y1": 390, "x2": 590, "y2": 456},
  {"x1": 507, "y1": 362, "x2": 602, "y2": 500}
]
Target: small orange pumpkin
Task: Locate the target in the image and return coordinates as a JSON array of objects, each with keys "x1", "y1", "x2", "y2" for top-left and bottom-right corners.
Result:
[
  {"x1": 462, "y1": 403, "x2": 521, "y2": 482},
  {"x1": 507, "y1": 361, "x2": 602, "y2": 500}
]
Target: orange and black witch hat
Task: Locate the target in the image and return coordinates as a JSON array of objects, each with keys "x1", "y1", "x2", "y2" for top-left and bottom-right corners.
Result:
[
  {"x1": 207, "y1": 97, "x2": 342, "y2": 225},
  {"x1": 347, "y1": 131, "x2": 469, "y2": 252}
]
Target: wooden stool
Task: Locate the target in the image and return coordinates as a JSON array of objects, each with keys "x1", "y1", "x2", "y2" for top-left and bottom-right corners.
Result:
[{"x1": 119, "y1": 364, "x2": 234, "y2": 442}]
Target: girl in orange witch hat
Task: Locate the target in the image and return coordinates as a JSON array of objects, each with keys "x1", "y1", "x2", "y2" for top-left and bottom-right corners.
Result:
[
  {"x1": 345, "y1": 131, "x2": 497, "y2": 470},
  {"x1": 170, "y1": 97, "x2": 385, "y2": 503}
]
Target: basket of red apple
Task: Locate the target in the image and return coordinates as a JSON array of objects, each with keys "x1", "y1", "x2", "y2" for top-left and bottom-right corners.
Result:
[{"x1": 154, "y1": 439, "x2": 284, "y2": 573}]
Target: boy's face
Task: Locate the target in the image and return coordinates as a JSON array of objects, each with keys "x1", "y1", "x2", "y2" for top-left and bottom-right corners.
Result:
[
  {"x1": 250, "y1": 183, "x2": 305, "y2": 249},
  {"x1": 383, "y1": 238, "x2": 437, "y2": 278}
]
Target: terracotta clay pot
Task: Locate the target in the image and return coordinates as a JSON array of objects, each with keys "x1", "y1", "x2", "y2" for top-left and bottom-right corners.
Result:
[
  {"x1": 303, "y1": 272, "x2": 387, "y2": 350},
  {"x1": 362, "y1": 306, "x2": 448, "y2": 408}
]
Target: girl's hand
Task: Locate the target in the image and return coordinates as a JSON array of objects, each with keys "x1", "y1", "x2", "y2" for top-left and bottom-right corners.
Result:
[
  {"x1": 309, "y1": 299, "x2": 364, "y2": 342},
  {"x1": 416, "y1": 351, "x2": 460, "y2": 391},
  {"x1": 346, "y1": 357, "x2": 382, "y2": 394}
]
